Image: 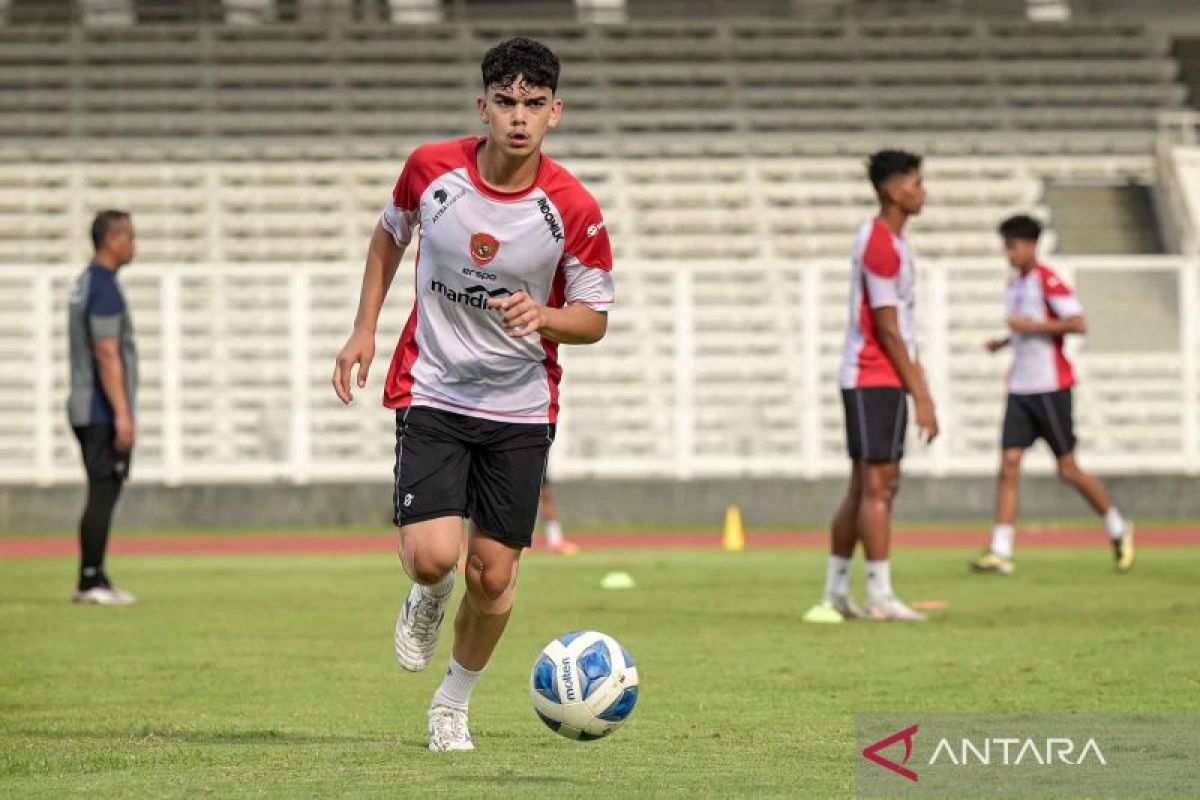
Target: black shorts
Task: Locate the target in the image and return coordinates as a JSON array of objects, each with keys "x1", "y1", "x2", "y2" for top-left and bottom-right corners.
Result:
[
  {"x1": 1002, "y1": 389, "x2": 1076, "y2": 456},
  {"x1": 841, "y1": 387, "x2": 908, "y2": 463},
  {"x1": 393, "y1": 406, "x2": 555, "y2": 549},
  {"x1": 72, "y1": 424, "x2": 131, "y2": 482}
]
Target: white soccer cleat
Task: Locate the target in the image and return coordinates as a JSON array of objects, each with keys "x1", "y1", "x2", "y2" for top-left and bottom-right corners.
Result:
[
  {"x1": 830, "y1": 593, "x2": 865, "y2": 620},
  {"x1": 428, "y1": 705, "x2": 474, "y2": 752},
  {"x1": 394, "y1": 581, "x2": 451, "y2": 672},
  {"x1": 72, "y1": 586, "x2": 136, "y2": 606},
  {"x1": 865, "y1": 595, "x2": 927, "y2": 622}
]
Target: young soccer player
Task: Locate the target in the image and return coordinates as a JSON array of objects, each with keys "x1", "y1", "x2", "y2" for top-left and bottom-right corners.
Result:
[
  {"x1": 67, "y1": 211, "x2": 138, "y2": 606},
  {"x1": 331, "y1": 37, "x2": 613, "y2": 751},
  {"x1": 970, "y1": 215, "x2": 1134, "y2": 575},
  {"x1": 539, "y1": 476, "x2": 578, "y2": 554},
  {"x1": 803, "y1": 150, "x2": 938, "y2": 624}
]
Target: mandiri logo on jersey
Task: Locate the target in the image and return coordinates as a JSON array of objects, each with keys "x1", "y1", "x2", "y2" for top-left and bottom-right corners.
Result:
[{"x1": 470, "y1": 232, "x2": 500, "y2": 267}]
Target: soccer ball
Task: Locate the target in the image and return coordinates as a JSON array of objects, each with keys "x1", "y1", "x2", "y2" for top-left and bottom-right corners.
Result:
[{"x1": 530, "y1": 630, "x2": 640, "y2": 741}]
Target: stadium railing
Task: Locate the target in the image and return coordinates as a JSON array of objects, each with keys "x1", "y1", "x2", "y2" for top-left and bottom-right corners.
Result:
[{"x1": 4, "y1": 257, "x2": 1197, "y2": 486}]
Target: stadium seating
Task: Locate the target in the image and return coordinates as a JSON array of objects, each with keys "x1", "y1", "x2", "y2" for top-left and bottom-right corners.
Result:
[{"x1": 1, "y1": 15, "x2": 1196, "y2": 485}]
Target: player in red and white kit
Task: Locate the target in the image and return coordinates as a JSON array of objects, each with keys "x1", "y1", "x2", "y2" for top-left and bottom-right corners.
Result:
[
  {"x1": 803, "y1": 150, "x2": 939, "y2": 625},
  {"x1": 332, "y1": 38, "x2": 613, "y2": 751},
  {"x1": 970, "y1": 215, "x2": 1134, "y2": 575}
]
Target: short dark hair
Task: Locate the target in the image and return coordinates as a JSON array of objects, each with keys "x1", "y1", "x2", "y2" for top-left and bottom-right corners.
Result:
[
  {"x1": 998, "y1": 214, "x2": 1043, "y2": 242},
  {"x1": 481, "y1": 37, "x2": 559, "y2": 93},
  {"x1": 91, "y1": 210, "x2": 131, "y2": 251},
  {"x1": 867, "y1": 149, "x2": 922, "y2": 191}
]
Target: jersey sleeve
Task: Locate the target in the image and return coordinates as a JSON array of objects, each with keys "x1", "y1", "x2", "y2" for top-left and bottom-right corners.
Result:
[
  {"x1": 1040, "y1": 268, "x2": 1083, "y2": 319},
  {"x1": 380, "y1": 147, "x2": 430, "y2": 248},
  {"x1": 87, "y1": 276, "x2": 125, "y2": 340},
  {"x1": 862, "y1": 226, "x2": 901, "y2": 309},
  {"x1": 559, "y1": 192, "x2": 614, "y2": 312}
]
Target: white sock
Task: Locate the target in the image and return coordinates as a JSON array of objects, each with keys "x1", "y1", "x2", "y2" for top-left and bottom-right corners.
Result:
[
  {"x1": 1105, "y1": 508, "x2": 1126, "y2": 540},
  {"x1": 824, "y1": 555, "x2": 852, "y2": 599},
  {"x1": 544, "y1": 519, "x2": 564, "y2": 546},
  {"x1": 865, "y1": 560, "x2": 893, "y2": 603},
  {"x1": 990, "y1": 524, "x2": 1015, "y2": 559},
  {"x1": 431, "y1": 658, "x2": 482, "y2": 712},
  {"x1": 423, "y1": 569, "x2": 455, "y2": 599}
]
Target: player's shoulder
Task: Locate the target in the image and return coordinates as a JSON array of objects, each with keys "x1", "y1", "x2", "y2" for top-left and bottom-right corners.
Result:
[
  {"x1": 403, "y1": 137, "x2": 477, "y2": 173},
  {"x1": 538, "y1": 155, "x2": 602, "y2": 214},
  {"x1": 1034, "y1": 263, "x2": 1072, "y2": 293}
]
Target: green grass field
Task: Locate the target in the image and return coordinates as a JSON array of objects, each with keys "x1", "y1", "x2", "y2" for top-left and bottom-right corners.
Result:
[{"x1": 2, "y1": 546, "x2": 1198, "y2": 799}]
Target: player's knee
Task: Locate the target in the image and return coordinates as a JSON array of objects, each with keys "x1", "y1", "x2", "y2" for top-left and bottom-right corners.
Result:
[
  {"x1": 408, "y1": 549, "x2": 457, "y2": 585},
  {"x1": 466, "y1": 555, "x2": 515, "y2": 607},
  {"x1": 1057, "y1": 462, "x2": 1081, "y2": 484}
]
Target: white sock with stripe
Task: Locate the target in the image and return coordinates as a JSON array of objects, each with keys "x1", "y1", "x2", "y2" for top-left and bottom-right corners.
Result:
[
  {"x1": 432, "y1": 658, "x2": 483, "y2": 712},
  {"x1": 824, "y1": 555, "x2": 852, "y2": 599}
]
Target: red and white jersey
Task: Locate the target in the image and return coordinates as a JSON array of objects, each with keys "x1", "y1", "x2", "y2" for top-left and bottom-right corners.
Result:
[
  {"x1": 380, "y1": 137, "x2": 614, "y2": 423},
  {"x1": 839, "y1": 218, "x2": 918, "y2": 390},
  {"x1": 1006, "y1": 264, "x2": 1082, "y2": 394}
]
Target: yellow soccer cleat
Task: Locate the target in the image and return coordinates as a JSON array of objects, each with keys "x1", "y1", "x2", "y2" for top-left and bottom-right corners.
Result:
[
  {"x1": 1112, "y1": 526, "x2": 1135, "y2": 573},
  {"x1": 969, "y1": 551, "x2": 1015, "y2": 575}
]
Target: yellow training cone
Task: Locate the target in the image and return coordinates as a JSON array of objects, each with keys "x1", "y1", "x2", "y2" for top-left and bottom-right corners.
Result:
[{"x1": 722, "y1": 505, "x2": 745, "y2": 552}]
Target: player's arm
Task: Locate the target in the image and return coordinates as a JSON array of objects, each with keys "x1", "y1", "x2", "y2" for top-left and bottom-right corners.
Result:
[
  {"x1": 93, "y1": 337, "x2": 134, "y2": 452},
  {"x1": 1008, "y1": 315, "x2": 1086, "y2": 336},
  {"x1": 985, "y1": 335, "x2": 1011, "y2": 352},
  {"x1": 489, "y1": 295, "x2": 607, "y2": 343},
  {"x1": 873, "y1": 306, "x2": 939, "y2": 443},
  {"x1": 332, "y1": 221, "x2": 406, "y2": 404}
]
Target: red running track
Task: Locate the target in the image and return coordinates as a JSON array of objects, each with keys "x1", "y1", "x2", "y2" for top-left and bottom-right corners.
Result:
[{"x1": 1, "y1": 527, "x2": 1197, "y2": 559}]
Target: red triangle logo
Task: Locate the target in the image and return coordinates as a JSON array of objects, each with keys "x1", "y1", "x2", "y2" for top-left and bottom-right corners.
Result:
[{"x1": 862, "y1": 724, "x2": 919, "y2": 783}]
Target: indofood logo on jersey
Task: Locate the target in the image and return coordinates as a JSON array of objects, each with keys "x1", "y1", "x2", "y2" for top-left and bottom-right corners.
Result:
[
  {"x1": 430, "y1": 280, "x2": 512, "y2": 309},
  {"x1": 470, "y1": 232, "x2": 500, "y2": 266}
]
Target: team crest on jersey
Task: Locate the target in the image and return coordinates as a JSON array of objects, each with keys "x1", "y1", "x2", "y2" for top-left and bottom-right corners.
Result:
[{"x1": 470, "y1": 232, "x2": 500, "y2": 266}]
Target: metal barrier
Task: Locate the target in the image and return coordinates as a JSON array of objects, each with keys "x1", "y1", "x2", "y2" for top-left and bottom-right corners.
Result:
[{"x1": 3, "y1": 257, "x2": 1196, "y2": 485}]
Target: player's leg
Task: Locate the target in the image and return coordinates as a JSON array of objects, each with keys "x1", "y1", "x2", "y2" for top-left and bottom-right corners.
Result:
[
  {"x1": 973, "y1": 393, "x2": 1037, "y2": 574},
  {"x1": 1056, "y1": 453, "x2": 1134, "y2": 571},
  {"x1": 539, "y1": 478, "x2": 577, "y2": 555},
  {"x1": 827, "y1": 462, "x2": 864, "y2": 615},
  {"x1": 1044, "y1": 389, "x2": 1134, "y2": 571},
  {"x1": 392, "y1": 408, "x2": 471, "y2": 671},
  {"x1": 805, "y1": 392, "x2": 869, "y2": 623},
  {"x1": 854, "y1": 388, "x2": 924, "y2": 621},
  {"x1": 971, "y1": 448, "x2": 1023, "y2": 575},
  {"x1": 72, "y1": 425, "x2": 135, "y2": 606},
  {"x1": 426, "y1": 418, "x2": 551, "y2": 751}
]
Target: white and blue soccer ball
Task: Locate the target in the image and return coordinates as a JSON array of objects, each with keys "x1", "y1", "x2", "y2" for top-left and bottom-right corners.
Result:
[{"x1": 530, "y1": 630, "x2": 640, "y2": 741}]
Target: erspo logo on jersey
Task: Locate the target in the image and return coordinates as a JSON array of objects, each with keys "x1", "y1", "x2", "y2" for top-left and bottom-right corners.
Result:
[{"x1": 470, "y1": 232, "x2": 500, "y2": 266}]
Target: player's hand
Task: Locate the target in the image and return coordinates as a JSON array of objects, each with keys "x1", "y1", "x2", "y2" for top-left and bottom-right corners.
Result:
[
  {"x1": 114, "y1": 413, "x2": 135, "y2": 453},
  {"x1": 1007, "y1": 315, "x2": 1039, "y2": 334},
  {"x1": 488, "y1": 291, "x2": 547, "y2": 338},
  {"x1": 985, "y1": 337, "x2": 1009, "y2": 353},
  {"x1": 915, "y1": 396, "x2": 939, "y2": 444},
  {"x1": 333, "y1": 328, "x2": 376, "y2": 404}
]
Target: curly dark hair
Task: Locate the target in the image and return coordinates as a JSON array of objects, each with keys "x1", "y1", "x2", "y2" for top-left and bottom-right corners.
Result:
[
  {"x1": 867, "y1": 149, "x2": 922, "y2": 191},
  {"x1": 481, "y1": 37, "x2": 560, "y2": 93}
]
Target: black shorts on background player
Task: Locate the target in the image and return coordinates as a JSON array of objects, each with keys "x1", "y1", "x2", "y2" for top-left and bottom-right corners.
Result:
[
  {"x1": 393, "y1": 407, "x2": 554, "y2": 548},
  {"x1": 841, "y1": 387, "x2": 908, "y2": 462},
  {"x1": 73, "y1": 425, "x2": 132, "y2": 482},
  {"x1": 1001, "y1": 389, "x2": 1076, "y2": 456}
]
